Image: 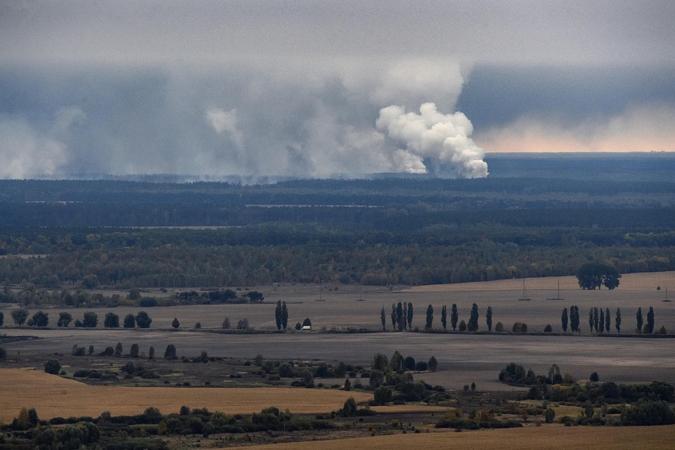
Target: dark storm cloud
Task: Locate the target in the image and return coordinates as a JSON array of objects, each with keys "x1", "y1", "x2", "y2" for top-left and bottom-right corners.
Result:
[{"x1": 0, "y1": 1, "x2": 674, "y2": 177}]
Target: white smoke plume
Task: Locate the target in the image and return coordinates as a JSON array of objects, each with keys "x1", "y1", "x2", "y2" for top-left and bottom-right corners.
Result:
[{"x1": 376, "y1": 103, "x2": 488, "y2": 178}]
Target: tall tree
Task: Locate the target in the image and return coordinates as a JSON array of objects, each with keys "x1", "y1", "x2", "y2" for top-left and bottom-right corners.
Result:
[
  {"x1": 486, "y1": 306, "x2": 493, "y2": 332},
  {"x1": 123, "y1": 314, "x2": 135, "y2": 328},
  {"x1": 468, "y1": 303, "x2": 479, "y2": 331},
  {"x1": 425, "y1": 304, "x2": 434, "y2": 330},
  {"x1": 281, "y1": 301, "x2": 288, "y2": 329},
  {"x1": 615, "y1": 308, "x2": 622, "y2": 333},
  {"x1": 403, "y1": 302, "x2": 408, "y2": 330},
  {"x1": 396, "y1": 302, "x2": 405, "y2": 331},
  {"x1": 576, "y1": 263, "x2": 621, "y2": 290},
  {"x1": 275, "y1": 301, "x2": 283, "y2": 330},
  {"x1": 605, "y1": 308, "x2": 610, "y2": 333},
  {"x1": 407, "y1": 302, "x2": 413, "y2": 330},
  {"x1": 588, "y1": 308, "x2": 594, "y2": 334},
  {"x1": 636, "y1": 307, "x2": 643, "y2": 333},
  {"x1": 645, "y1": 307, "x2": 655, "y2": 334},
  {"x1": 135, "y1": 311, "x2": 152, "y2": 328},
  {"x1": 391, "y1": 304, "x2": 396, "y2": 330},
  {"x1": 57, "y1": 312, "x2": 72, "y2": 327},
  {"x1": 11, "y1": 309, "x2": 29, "y2": 326},
  {"x1": 561, "y1": 308, "x2": 568, "y2": 333},
  {"x1": 31, "y1": 311, "x2": 49, "y2": 327},
  {"x1": 593, "y1": 307, "x2": 599, "y2": 333},
  {"x1": 450, "y1": 304, "x2": 458, "y2": 331},
  {"x1": 380, "y1": 306, "x2": 386, "y2": 331},
  {"x1": 599, "y1": 309, "x2": 605, "y2": 333},
  {"x1": 441, "y1": 305, "x2": 447, "y2": 330},
  {"x1": 104, "y1": 312, "x2": 119, "y2": 328}
]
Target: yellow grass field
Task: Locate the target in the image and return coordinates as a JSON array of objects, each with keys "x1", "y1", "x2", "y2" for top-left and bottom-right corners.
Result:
[
  {"x1": 0, "y1": 369, "x2": 371, "y2": 423},
  {"x1": 405, "y1": 271, "x2": 675, "y2": 293},
  {"x1": 241, "y1": 424, "x2": 675, "y2": 450}
]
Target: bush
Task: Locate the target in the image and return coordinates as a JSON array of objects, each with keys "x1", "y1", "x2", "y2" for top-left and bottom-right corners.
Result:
[
  {"x1": 415, "y1": 361, "x2": 428, "y2": 371},
  {"x1": 172, "y1": 318, "x2": 180, "y2": 329},
  {"x1": 590, "y1": 372, "x2": 599, "y2": 382},
  {"x1": 374, "y1": 386, "x2": 393, "y2": 405},
  {"x1": 44, "y1": 359, "x2": 61, "y2": 375},
  {"x1": 164, "y1": 344, "x2": 177, "y2": 359},
  {"x1": 0, "y1": 347, "x2": 6, "y2": 360},
  {"x1": 544, "y1": 324, "x2": 553, "y2": 333},
  {"x1": 428, "y1": 356, "x2": 438, "y2": 372},
  {"x1": 458, "y1": 320, "x2": 467, "y2": 331},
  {"x1": 512, "y1": 322, "x2": 528, "y2": 333},
  {"x1": 72, "y1": 345, "x2": 86, "y2": 356},
  {"x1": 130, "y1": 343, "x2": 140, "y2": 358},
  {"x1": 658, "y1": 326, "x2": 667, "y2": 335},
  {"x1": 495, "y1": 322, "x2": 504, "y2": 332},
  {"x1": 621, "y1": 401, "x2": 675, "y2": 426}
]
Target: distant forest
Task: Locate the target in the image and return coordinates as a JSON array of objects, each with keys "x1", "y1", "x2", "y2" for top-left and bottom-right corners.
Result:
[{"x1": 1, "y1": 155, "x2": 674, "y2": 289}]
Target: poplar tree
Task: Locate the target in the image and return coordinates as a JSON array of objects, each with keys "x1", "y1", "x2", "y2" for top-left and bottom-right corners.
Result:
[
  {"x1": 486, "y1": 306, "x2": 493, "y2": 332},
  {"x1": 441, "y1": 305, "x2": 447, "y2": 330},
  {"x1": 561, "y1": 308, "x2": 568, "y2": 333},
  {"x1": 636, "y1": 307, "x2": 643, "y2": 333},
  {"x1": 615, "y1": 308, "x2": 621, "y2": 333},
  {"x1": 425, "y1": 304, "x2": 434, "y2": 330},
  {"x1": 451, "y1": 304, "x2": 458, "y2": 331},
  {"x1": 380, "y1": 306, "x2": 386, "y2": 331},
  {"x1": 407, "y1": 302, "x2": 414, "y2": 330}
]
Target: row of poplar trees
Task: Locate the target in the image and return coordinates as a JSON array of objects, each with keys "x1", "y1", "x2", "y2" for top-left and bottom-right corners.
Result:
[{"x1": 381, "y1": 302, "x2": 493, "y2": 332}]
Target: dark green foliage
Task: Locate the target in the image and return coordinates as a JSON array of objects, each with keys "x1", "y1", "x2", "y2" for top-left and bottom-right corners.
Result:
[
  {"x1": 544, "y1": 324, "x2": 552, "y2": 333},
  {"x1": 11, "y1": 308, "x2": 28, "y2": 326},
  {"x1": 468, "y1": 303, "x2": 479, "y2": 331},
  {"x1": 576, "y1": 263, "x2": 621, "y2": 290},
  {"x1": 590, "y1": 372, "x2": 599, "y2": 382},
  {"x1": 115, "y1": 342, "x2": 123, "y2": 357},
  {"x1": 440, "y1": 305, "x2": 447, "y2": 330},
  {"x1": 621, "y1": 401, "x2": 675, "y2": 426},
  {"x1": 164, "y1": 344, "x2": 177, "y2": 359},
  {"x1": 428, "y1": 356, "x2": 438, "y2": 372},
  {"x1": 599, "y1": 309, "x2": 605, "y2": 333},
  {"x1": 72, "y1": 345, "x2": 85, "y2": 356},
  {"x1": 645, "y1": 307, "x2": 655, "y2": 334},
  {"x1": 0, "y1": 311, "x2": 3, "y2": 327},
  {"x1": 369, "y1": 370, "x2": 384, "y2": 389},
  {"x1": 136, "y1": 311, "x2": 152, "y2": 328},
  {"x1": 450, "y1": 304, "x2": 458, "y2": 331},
  {"x1": 605, "y1": 308, "x2": 611, "y2": 333},
  {"x1": 81, "y1": 274, "x2": 100, "y2": 289},
  {"x1": 569, "y1": 305, "x2": 580, "y2": 332},
  {"x1": 636, "y1": 308, "x2": 643, "y2": 332},
  {"x1": 44, "y1": 359, "x2": 61, "y2": 375},
  {"x1": 380, "y1": 306, "x2": 386, "y2": 330},
  {"x1": 281, "y1": 302, "x2": 288, "y2": 329},
  {"x1": 104, "y1": 312, "x2": 119, "y2": 328},
  {"x1": 88, "y1": 345, "x2": 94, "y2": 355},
  {"x1": 616, "y1": 308, "x2": 622, "y2": 333},
  {"x1": 58, "y1": 312, "x2": 72, "y2": 327},
  {"x1": 499, "y1": 363, "x2": 527, "y2": 384},
  {"x1": 140, "y1": 297, "x2": 159, "y2": 307},
  {"x1": 486, "y1": 306, "x2": 492, "y2": 332},
  {"x1": 372, "y1": 353, "x2": 389, "y2": 372},
  {"x1": 373, "y1": 386, "x2": 393, "y2": 405},
  {"x1": 593, "y1": 307, "x2": 599, "y2": 333},
  {"x1": 31, "y1": 310, "x2": 49, "y2": 327},
  {"x1": 130, "y1": 343, "x2": 139, "y2": 358},
  {"x1": 561, "y1": 308, "x2": 568, "y2": 333},
  {"x1": 149, "y1": 346, "x2": 155, "y2": 359},
  {"x1": 172, "y1": 317, "x2": 180, "y2": 329},
  {"x1": 458, "y1": 320, "x2": 467, "y2": 331},
  {"x1": 82, "y1": 311, "x2": 98, "y2": 327},
  {"x1": 512, "y1": 322, "x2": 527, "y2": 333},
  {"x1": 0, "y1": 347, "x2": 6, "y2": 360},
  {"x1": 545, "y1": 408, "x2": 555, "y2": 423},
  {"x1": 425, "y1": 304, "x2": 433, "y2": 330},
  {"x1": 342, "y1": 397, "x2": 357, "y2": 416},
  {"x1": 123, "y1": 314, "x2": 135, "y2": 328},
  {"x1": 407, "y1": 302, "x2": 413, "y2": 330},
  {"x1": 99, "y1": 346, "x2": 115, "y2": 356},
  {"x1": 415, "y1": 361, "x2": 428, "y2": 371}
]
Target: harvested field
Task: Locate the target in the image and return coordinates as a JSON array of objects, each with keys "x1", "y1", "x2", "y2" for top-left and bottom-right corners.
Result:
[
  {"x1": 240, "y1": 425, "x2": 675, "y2": 450},
  {"x1": 0, "y1": 369, "x2": 371, "y2": 423},
  {"x1": 406, "y1": 271, "x2": 675, "y2": 292}
]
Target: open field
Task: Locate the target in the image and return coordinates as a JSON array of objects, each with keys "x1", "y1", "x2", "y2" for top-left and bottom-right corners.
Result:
[
  {"x1": 0, "y1": 368, "x2": 372, "y2": 423},
  {"x1": 241, "y1": 425, "x2": 675, "y2": 450}
]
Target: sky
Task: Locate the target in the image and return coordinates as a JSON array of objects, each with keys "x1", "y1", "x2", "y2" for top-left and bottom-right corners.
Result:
[{"x1": 1, "y1": 0, "x2": 674, "y2": 179}]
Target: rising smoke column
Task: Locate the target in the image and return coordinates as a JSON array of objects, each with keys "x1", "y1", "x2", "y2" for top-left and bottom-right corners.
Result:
[{"x1": 376, "y1": 102, "x2": 488, "y2": 178}]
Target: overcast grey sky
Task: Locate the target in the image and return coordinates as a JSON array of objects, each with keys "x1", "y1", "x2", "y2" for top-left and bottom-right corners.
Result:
[{"x1": 1, "y1": 0, "x2": 674, "y2": 178}]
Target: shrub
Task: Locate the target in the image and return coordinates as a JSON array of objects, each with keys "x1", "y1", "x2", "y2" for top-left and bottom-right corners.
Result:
[
  {"x1": 44, "y1": 359, "x2": 61, "y2": 374},
  {"x1": 374, "y1": 386, "x2": 393, "y2": 405},
  {"x1": 495, "y1": 322, "x2": 504, "y2": 332},
  {"x1": 415, "y1": 361, "x2": 428, "y2": 371},
  {"x1": 149, "y1": 346, "x2": 155, "y2": 359},
  {"x1": 621, "y1": 401, "x2": 675, "y2": 426},
  {"x1": 222, "y1": 317, "x2": 231, "y2": 329},
  {"x1": 458, "y1": 320, "x2": 467, "y2": 331},
  {"x1": 0, "y1": 347, "x2": 5, "y2": 360},
  {"x1": 428, "y1": 356, "x2": 438, "y2": 372},
  {"x1": 99, "y1": 346, "x2": 114, "y2": 356},
  {"x1": 512, "y1": 322, "x2": 528, "y2": 333},
  {"x1": 194, "y1": 322, "x2": 201, "y2": 329},
  {"x1": 545, "y1": 408, "x2": 556, "y2": 423},
  {"x1": 164, "y1": 344, "x2": 177, "y2": 359},
  {"x1": 544, "y1": 324, "x2": 553, "y2": 333},
  {"x1": 658, "y1": 326, "x2": 667, "y2": 335},
  {"x1": 172, "y1": 318, "x2": 180, "y2": 329},
  {"x1": 130, "y1": 343, "x2": 140, "y2": 358},
  {"x1": 590, "y1": 372, "x2": 599, "y2": 382},
  {"x1": 72, "y1": 345, "x2": 85, "y2": 356},
  {"x1": 342, "y1": 397, "x2": 357, "y2": 416}
]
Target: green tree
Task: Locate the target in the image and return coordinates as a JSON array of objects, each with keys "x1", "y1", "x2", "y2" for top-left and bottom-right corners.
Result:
[
  {"x1": 605, "y1": 308, "x2": 610, "y2": 332},
  {"x1": 645, "y1": 306, "x2": 655, "y2": 334},
  {"x1": 149, "y1": 346, "x2": 155, "y2": 359},
  {"x1": 172, "y1": 317, "x2": 180, "y2": 329},
  {"x1": 374, "y1": 385, "x2": 393, "y2": 405},
  {"x1": 396, "y1": 302, "x2": 404, "y2": 331},
  {"x1": 404, "y1": 356, "x2": 415, "y2": 371},
  {"x1": 104, "y1": 312, "x2": 119, "y2": 328},
  {"x1": 616, "y1": 308, "x2": 622, "y2": 333},
  {"x1": 636, "y1": 307, "x2": 643, "y2": 333},
  {"x1": 44, "y1": 359, "x2": 61, "y2": 375},
  {"x1": 115, "y1": 342, "x2": 123, "y2": 357},
  {"x1": 468, "y1": 303, "x2": 479, "y2": 332},
  {"x1": 57, "y1": 312, "x2": 72, "y2": 327},
  {"x1": 164, "y1": 344, "x2": 177, "y2": 359},
  {"x1": 135, "y1": 311, "x2": 152, "y2": 328},
  {"x1": 130, "y1": 343, "x2": 139, "y2": 357},
  {"x1": 425, "y1": 304, "x2": 434, "y2": 330},
  {"x1": 123, "y1": 313, "x2": 135, "y2": 328},
  {"x1": 599, "y1": 308, "x2": 605, "y2": 333},
  {"x1": 576, "y1": 263, "x2": 621, "y2": 290},
  {"x1": 11, "y1": 308, "x2": 29, "y2": 326},
  {"x1": 459, "y1": 320, "x2": 467, "y2": 332},
  {"x1": 88, "y1": 345, "x2": 94, "y2": 355},
  {"x1": 390, "y1": 304, "x2": 397, "y2": 330},
  {"x1": 275, "y1": 301, "x2": 283, "y2": 330},
  {"x1": 281, "y1": 301, "x2": 288, "y2": 329},
  {"x1": 83, "y1": 311, "x2": 98, "y2": 327},
  {"x1": 407, "y1": 302, "x2": 413, "y2": 330},
  {"x1": 441, "y1": 305, "x2": 447, "y2": 330},
  {"x1": 561, "y1": 308, "x2": 568, "y2": 333},
  {"x1": 486, "y1": 306, "x2": 493, "y2": 332},
  {"x1": 428, "y1": 356, "x2": 438, "y2": 372},
  {"x1": 588, "y1": 308, "x2": 594, "y2": 333},
  {"x1": 0, "y1": 311, "x2": 3, "y2": 327},
  {"x1": 31, "y1": 310, "x2": 49, "y2": 327},
  {"x1": 380, "y1": 306, "x2": 386, "y2": 331},
  {"x1": 593, "y1": 307, "x2": 599, "y2": 333},
  {"x1": 372, "y1": 353, "x2": 389, "y2": 372},
  {"x1": 369, "y1": 369, "x2": 385, "y2": 389},
  {"x1": 450, "y1": 303, "x2": 458, "y2": 331},
  {"x1": 390, "y1": 351, "x2": 404, "y2": 373},
  {"x1": 342, "y1": 397, "x2": 357, "y2": 416}
]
